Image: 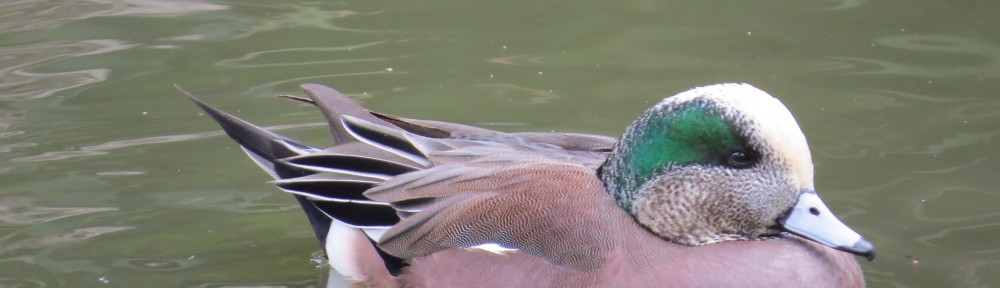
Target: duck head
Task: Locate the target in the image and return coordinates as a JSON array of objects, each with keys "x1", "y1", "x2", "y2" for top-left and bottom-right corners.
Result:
[{"x1": 599, "y1": 83, "x2": 875, "y2": 260}]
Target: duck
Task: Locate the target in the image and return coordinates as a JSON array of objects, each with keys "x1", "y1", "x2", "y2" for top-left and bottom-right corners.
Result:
[{"x1": 180, "y1": 83, "x2": 875, "y2": 287}]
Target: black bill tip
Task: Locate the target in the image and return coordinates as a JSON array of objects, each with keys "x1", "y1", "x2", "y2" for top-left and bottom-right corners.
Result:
[{"x1": 838, "y1": 238, "x2": 876, "y2": 261}]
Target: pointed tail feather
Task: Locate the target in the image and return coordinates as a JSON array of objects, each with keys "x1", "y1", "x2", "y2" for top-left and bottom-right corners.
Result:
[
  {"x1": 180, "y1": 84, "x2": 414, "y2": 276},
  {"x1": 177, "y1": 85, "x2": 337, "y2": 247},
  {"x1": 300, "y1": 83, "x2": 399, "y2": 145},
  {"x1": 177, "y1": 85, "x2": 319, "y2": 176}
]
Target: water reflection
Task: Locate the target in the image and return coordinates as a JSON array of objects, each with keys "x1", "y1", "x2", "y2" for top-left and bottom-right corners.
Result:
[
  {"x1": 187, "y1": 278, "x2": 321, "y2": 288},
  {"x1": 0, "y1": 40, "x2": 127, "y2": 100},
  {"x1": 858, "y1": 88, "x2": 962, "y2": 103},
  {"x1": 114, "y1": 257, "x2": 200, "y2": 271},
  {"x1": 488, "y1": 53, "x2": 550, "y2": 65},
  {"x1": 11, "y1": 122, "x2": 327, "y2": 162},
  {"x1": 0, "y1": 226, "x2": 131, "y2": 255},
  {"x1": 915, "y1": 221, "x2": 1000, "y2": 253},
  {"x1": 823, "y1": 0, "x2": 866, "y2": 10},
  {"x1": 0, "y1": 143, "x2": 37, "y2": 153},
  {"x1": 0, "y1": 279, "x2": 46, "y2": 288},
  {"x1": 831, "y1": 35, "x2": 1000, "y2": 78},
  {"x1": 95, "y1": 171, "x2": 146, "y2": 176},
  {"x1": 914, "y1": 187, "x2": 1000, "y2": 222},
  {"x1": 11, "y1": 134, "x2": 201, "y2": 162},
  {"x1": 0, "y1": 0, "x2": 227, "y2": 34},
  {"x1": 215, "y1": 42, "x2": 390, "y2": 68},
  {"x1": 475, "y1": 83, "x2": 560, "y2": 104},
  {"x1": 0, "y1": 0, "x2": 219, "y2": 107},
  {"x1": 188, "y1": 4, "x2": 369, "y2": 41},
  {"x1": 0, "y1": 196, "x2": 116, "y2": 226},
  {"x1": 243, "y1": 72, "x2": 392, "y2": 96}
]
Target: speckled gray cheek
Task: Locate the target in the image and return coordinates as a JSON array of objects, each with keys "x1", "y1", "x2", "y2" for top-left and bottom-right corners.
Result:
[
  {"x1": 725, "y1": 109, "x2": 805, "y2": 218},
  {"x1": 630, "y1": 161, "x2": 799, "y2": 245},
  {"x1": 713, "y1": 108, "x2": 804, "y2": 238}
]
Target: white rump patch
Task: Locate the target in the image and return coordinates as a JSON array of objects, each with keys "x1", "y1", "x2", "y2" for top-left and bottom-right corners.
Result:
[{"x1": 325, "y1": 220, "x2": 369, "y2": 280}]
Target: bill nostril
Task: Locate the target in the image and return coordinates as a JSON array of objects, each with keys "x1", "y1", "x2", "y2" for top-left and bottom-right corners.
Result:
[{"x1": 809, "y1": 207, "x2": 820, "y2": 216}]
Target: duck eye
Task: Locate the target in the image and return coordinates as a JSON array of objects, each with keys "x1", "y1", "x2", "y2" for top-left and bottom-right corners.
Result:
[{"x1": 725, "y1": 150, "x2": 756, "y2": 168}]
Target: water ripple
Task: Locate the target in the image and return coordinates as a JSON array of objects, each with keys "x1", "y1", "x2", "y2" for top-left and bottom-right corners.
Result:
[
  {"x1": 172, "y1": 195, "x2": 300, "y2": 213},
  {"x1": 858, "y1": 88, "x2": 964, "y2": 103},
  {"x1": 11, "y1": 122, "x2": 327, "y2": 162},
  {"x1": 0, "y1": 279, "x2": 45, "y2": 288},
  {"x1": 11, "y1": 134, "x2": 203, "y2": 162},
  {"x1": 189, "y1": 5, "x2": 371, "y2": 41},
  {"x1": 0, "y1": 0, "x2": 228, "y2": 34},
  {"x1": 914, "y1": 221, "x2": 1000, "y2": 254},
  {"x1": 94, "y1": 171, "x2": 145, "y2": 176},
  {"x1": 830, "y1": 56, "x2": 1000, "y2": 78},
  {"x1": 879, "y1": 132, "x2": 1000, "y2": 157},
  {"x1": 830, "y1": 34, "x2": 1000, "y2": 78},
  {"x1": 822, "y1": 0, "x2": 866, "y2": 10},
  {"x1": 877, "y1": 35, "x2": 1000, "y2": 57},
  {"x1": 243, "y1": 71, "x2": 394, "y2": 96},
  {"x1": 214, "y1": 42, "x2": 389, "y2": 68},
  {"x1": 0, "y1": 143, "x2": 36, "y2": 153},
  {"x1": 475, "y1": 83, "x2": 561, "y2": 104},
  {"x1": 114, "y1": 257, "x2": 201, "y2": 271},
  {"x1": 0, "y1": 226, "x2": 132, "y2": 256},
  {"x1": 0, "y1": 196, "x2": 116, "y2": 226},
  {"x1": 913, "y1": 186, "x2": 1000, "y2": 223},
  {"x1": 0, "y1": 39, "x2": 132, "y2": 101},
  {"x1": 187, "y1": 279, "x2": 317, "y2": 288},
  {"x1": 487, "y1": 53, "x2": 550, "y2": 65}
]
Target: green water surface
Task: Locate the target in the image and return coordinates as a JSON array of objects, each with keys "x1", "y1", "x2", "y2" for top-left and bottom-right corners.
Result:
[{"x1": 1, "y1": 1, "x2": 998, "y2": 287}]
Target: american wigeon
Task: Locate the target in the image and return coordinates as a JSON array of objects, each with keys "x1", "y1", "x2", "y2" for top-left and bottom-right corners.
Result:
[{"x1": 181, "y1": 83, "x2": 874, "y2": 287}]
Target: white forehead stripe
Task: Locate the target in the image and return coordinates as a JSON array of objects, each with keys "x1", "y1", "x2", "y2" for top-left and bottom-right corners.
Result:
[{"x1": 659, "y1": 83, "x2": 815, "y2": 189}]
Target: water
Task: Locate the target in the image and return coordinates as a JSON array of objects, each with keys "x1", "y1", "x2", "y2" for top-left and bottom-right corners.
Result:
[{"x1": 1, "y1": 1, "x2": 998, "y2": 287}]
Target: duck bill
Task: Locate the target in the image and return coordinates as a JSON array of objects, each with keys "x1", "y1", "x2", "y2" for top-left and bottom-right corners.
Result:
[{"x1": 778, "y1": 189, "x2": 876, "y2": 261}]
